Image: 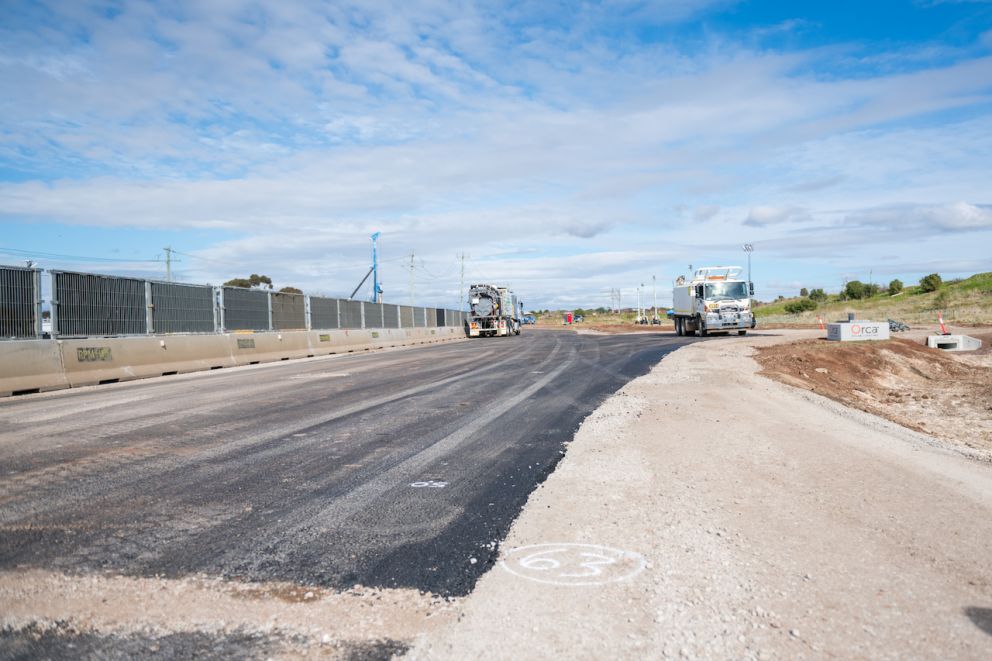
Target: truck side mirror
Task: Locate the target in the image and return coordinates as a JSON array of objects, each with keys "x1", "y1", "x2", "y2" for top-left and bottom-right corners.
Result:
[{"x1": 749, "y1": 282, "x2": 754, "y2": 295}]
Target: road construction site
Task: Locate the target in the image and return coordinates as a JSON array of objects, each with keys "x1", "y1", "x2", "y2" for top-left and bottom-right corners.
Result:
[{"x1": 2, "y1": 327, "x2": 991, "y2": 659}]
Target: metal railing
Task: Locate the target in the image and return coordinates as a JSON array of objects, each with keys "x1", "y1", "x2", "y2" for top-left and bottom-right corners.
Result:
[{"x1": 0, "y1": 265, "x2": 41, "y2": 339}]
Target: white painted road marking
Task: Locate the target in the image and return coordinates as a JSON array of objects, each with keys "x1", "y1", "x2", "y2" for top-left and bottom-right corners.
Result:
[{"x1": 500, "y1": 543, "x2": 646, "y2": 586}]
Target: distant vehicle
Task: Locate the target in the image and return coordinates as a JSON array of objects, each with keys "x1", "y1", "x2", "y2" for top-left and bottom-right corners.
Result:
[
  {"x1": 521, "y1": 315, "x2": 537, "y2": 325},
  {"x1": 651, "y1": 317, "x2": 661, "y2": 325},
  {"x1": 574, "y1": 315, "x2": 584, "y2": 323},
  {"x1": 666, "y1": 309, "x2": 675, "y2": 319},
  {"x1": 672, "y1": 266, "x2": 755, "y2": 337},
  {"x1": 466, "y1": 284, "x2": 522, "y2": 337}
]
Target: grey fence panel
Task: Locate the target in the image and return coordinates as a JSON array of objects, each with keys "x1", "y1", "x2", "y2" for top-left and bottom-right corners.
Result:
[
  {"x1": 222, "y1": 287, "x2": 270, "y2": 331},
  {"x1": 53, "y1": 271, "x2": 147, "y2": 337},
  {"x1": 410, "y1": 306, "x2": 426, "y2": 328},
  {"x1": 310, "y1": 296, "x2": 339, "y2": 329},
  {"x1": 272, "y1": 292, "x2": 306, "y2": 330},
  {"x1": 425, "y1": 308, "x2": 437, "y2": 327},
  {"x1": 383, "y1": 303, "x2": 399, "y2": 328},
  {"x1": 445, "y1": 309, "x2": 462, "y2": 327},
  {"x1": 364, "y1": 302, "x2": 384, "y2": 329},
  {"x1": 435, "y1": 309, "x2": 445, "y2": 326},
  {"x1": 339, "y1": 300, "x2": 363, "y2": 329},
  {"x1": 150, "y1": 281, "x2": 214, "y2": 333},
  {"x1": 0, "y1": 265, "x2": 40, "y2": 339},
  {"x1": 399, "y1": 305, "x2": 416, "y2": 328}
]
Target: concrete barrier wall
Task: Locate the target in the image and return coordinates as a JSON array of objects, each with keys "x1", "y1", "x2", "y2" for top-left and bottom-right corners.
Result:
[
  {"x1": 0, "y1": 340, "x2": 69, "y2": 396},
  {"x1": 1, "y1": 327, "x2": 465, "y2": 397},
  {"x1": 60, "y1": 335, "x2": 237, "y2": 387}
]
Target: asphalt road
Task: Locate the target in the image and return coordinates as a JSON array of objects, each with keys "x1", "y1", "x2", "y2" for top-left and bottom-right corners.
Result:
[{"x1": 0, "y1": 329, "x2": 691, "y2": 598}]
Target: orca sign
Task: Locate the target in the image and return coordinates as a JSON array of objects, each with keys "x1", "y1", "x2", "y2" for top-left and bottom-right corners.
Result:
[{"x1": 827, "y1": 321, "x2": 890, "y2": 342}]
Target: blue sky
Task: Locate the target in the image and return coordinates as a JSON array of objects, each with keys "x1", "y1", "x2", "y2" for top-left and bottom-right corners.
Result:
[{"x1": 2, "y1": 0, "x2": 991, "y2": 310}]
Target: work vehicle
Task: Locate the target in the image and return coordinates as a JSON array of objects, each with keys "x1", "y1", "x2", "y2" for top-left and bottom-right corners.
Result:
[
  {"x1": 672, "y1": 266, "x2": 755, "y2": 337},
  {"x1": 466, "y1": 284, "x2": 522, "y2": 337},
  {"x1": 521, "y1": 314, "x2": 537, "y2": 325}
]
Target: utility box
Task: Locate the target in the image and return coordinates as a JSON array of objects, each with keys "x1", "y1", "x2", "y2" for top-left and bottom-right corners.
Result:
[{"x1": 827, "y1": 321, "x2": 890, "y2": 342}]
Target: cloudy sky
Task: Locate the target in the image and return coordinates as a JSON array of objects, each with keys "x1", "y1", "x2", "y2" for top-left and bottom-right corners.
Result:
[{"x1": 2, "y1": 0, "x2": 991, "y2": 310}]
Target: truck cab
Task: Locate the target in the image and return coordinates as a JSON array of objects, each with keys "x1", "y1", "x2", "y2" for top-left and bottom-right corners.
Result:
[{"x1": 672, "y1": 266, "x2": 755, "y2": 337}]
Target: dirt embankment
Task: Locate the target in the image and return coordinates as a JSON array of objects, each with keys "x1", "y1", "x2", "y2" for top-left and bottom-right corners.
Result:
[{"x1": 755, "y1": 334, "x2": 992, "y2": 458}]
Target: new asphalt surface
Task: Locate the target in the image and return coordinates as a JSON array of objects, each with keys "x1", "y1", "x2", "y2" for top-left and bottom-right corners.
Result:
[{"x1": 0, "y1": 329, "x2": 691, "y2": 598}]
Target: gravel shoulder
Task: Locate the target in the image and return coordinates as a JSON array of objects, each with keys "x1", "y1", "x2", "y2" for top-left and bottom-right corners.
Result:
[{"x1": 413, "y1": 329, "x2": 992, "y2": 659}]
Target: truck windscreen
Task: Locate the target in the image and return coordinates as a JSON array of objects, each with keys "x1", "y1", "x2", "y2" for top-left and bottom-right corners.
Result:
[{"x1": 704, "y1": 282, "x2": 749, "y2": 300}]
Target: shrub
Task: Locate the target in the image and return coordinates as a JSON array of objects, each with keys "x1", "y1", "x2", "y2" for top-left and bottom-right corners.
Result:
[
  {"x1": 800, "y1": 287, "x2": 809, "y2": 297},
  {"x1": 919, "y1": 273, "x2": 942, "y2": 292},
  {"x1": 888, "y1": 279, "x2": 903, "y2": 295},
  {"x1": 784, "y1": 298, "x2": 818, "y2": 314},
  {"x1": 808, "y1": 288, "x2": 827, "y2": 302},
  {"x1": 844, "y1": 280, "x2": 866, "y2": 300},
  {"x1": 933, "y1": 290, "x2": 950, "y2": 310}
]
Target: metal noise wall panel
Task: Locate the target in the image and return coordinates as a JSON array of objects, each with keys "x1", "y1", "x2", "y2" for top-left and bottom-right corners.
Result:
[
  {"x1": 310, "y1": 296, "x2": 339, "y2": 329},
  {"x1": 383, "y1": 304, "x2": 399, "y2": 328},
  {"x1": 272, "y1": 292, "x2": 306, "y2": 330},
  {"x1": 409, "y1": 306, "x2": 426, "y2": 328},
  {"x1": 339, "y1": 300, "x2": 363, "y2": 329},
  {"x1": 424, "y1": 308, "x2": 436, "y2": 327},
  {"x1": 399, "y1": 305, "x2": 416, "y2": 328},
  {"x1": 222, "y1": 287, "x2": 270, "y2": 331},
  {"x1": 54, "y1": 271, "x2": 146, "y2": 337},
  {"x1": 446, "y1": 309, "x2": 461, "y2": 327},
  {"x1": 435, "y1": 309, "x2": 445, "y2": 327},
  {"x1": 364, "y1": 302, "x2": 384, "y2": 329},
  {"x1": 150, "y1": 282, "x2": 214, "y2": 333},
  {"x1": 0, "y1": 266, "x2": 38, "y2": 339}
]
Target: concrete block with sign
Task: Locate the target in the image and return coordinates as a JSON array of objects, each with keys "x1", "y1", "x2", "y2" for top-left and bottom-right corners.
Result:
[{"x1": 827, "y1": 321, "x2": 890, "y2": 342}]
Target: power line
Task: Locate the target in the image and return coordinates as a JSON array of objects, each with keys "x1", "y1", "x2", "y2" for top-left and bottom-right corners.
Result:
[{"x1": 0, "y1": 247, "x2": 160, "y2": 264}]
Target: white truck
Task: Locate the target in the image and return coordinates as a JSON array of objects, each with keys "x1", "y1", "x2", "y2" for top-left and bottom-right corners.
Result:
[{"x1": 672, "y1": 266, "x2": 755, "y2": 337}]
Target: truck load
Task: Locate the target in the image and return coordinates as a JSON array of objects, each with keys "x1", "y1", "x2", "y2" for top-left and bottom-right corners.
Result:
[
  {"x1": 672, "y1": 266, "x2": 755, "y2": 337},
  {"x1": 466, "y1": 284, "x2": 522, "y2": 337}
]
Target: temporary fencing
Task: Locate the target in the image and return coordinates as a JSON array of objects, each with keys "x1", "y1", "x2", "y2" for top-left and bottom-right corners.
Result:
[
  {"x1": 0, "y1": 265, "x2": 41, "y2": 339},
  {"x1": 310, "y1": 296, "x2": 340, "y2": 330},
  {"x1": 52, "y1": 270, "x2": 146, "y2": 337},
  {"x1": 2, "y1": 266, "x2": 466, "y2": 339},
  {"x1": 271, "y1": 291, "x2": 306, "y2": 330},
  {"x1": 150, "y1": 281, "x2": 215, "y2": 334}
]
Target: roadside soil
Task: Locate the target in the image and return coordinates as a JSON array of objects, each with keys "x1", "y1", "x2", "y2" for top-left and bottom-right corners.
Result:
[
  {"x1": 755, "y1": 332, "x2": 992, "y2": 460},
  {"x1": 413, "y1": 329, "x2": 992, "y2": 659}
]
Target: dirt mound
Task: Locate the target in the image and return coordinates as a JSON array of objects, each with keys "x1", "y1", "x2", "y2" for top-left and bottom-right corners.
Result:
[{"x1": 755, "y1": 338, "x2": 992, "y2": 457}]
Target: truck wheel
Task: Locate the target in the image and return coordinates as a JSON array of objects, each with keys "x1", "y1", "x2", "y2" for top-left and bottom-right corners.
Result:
[
  {"x1": 674, "y1": 318, "x2": 680, "y2": 336},
  {"x1": 697, "y1": 316, "x2": 708, "y2": 337},
  {"x1": 738, "y1": 330, "x2": 747, "y2": 336}
]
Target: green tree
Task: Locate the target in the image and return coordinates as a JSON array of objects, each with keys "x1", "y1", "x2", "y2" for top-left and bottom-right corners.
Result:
[
  {"x1": 919, "y1": 273, "x2": 942, "y2": 292},
  {"x1": 278, "y1": 286, "x2": 303, "y2": 294},
  {"x1": 224, "y1": 274, "x2": 273, "y2": 289},
  {"x1": 844, "y1": 280, "x2": 866, "y2": 300},
  {"x1": 808, "y1": 288, "x2": 827, "y2": 302},
  {"x1": 888, "y1": 279, "x2": 903, "y2": 295},
  {"x1": 800, "y1": 287, "x2": 809, "y2": 297}
]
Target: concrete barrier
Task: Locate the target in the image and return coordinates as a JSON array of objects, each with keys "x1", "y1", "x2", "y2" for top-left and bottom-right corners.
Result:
[
  {"x1": 59, "y1": 335, "x2": 236, "y2": 387},
  {"x1": 1, "y1": 327, "x2": 466, "y2": 397},
  {"x1": 0, "y1": 340, "x2": 69, "y2": 397},
  {"x1": 227, "y1": 331, "x2": 312, "y2": 366}
]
